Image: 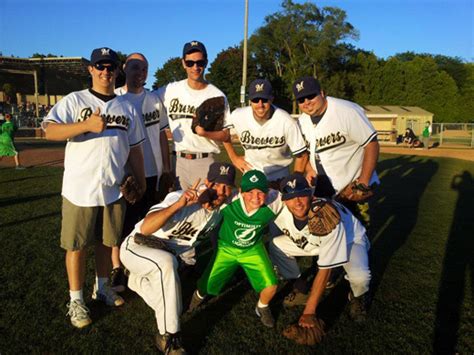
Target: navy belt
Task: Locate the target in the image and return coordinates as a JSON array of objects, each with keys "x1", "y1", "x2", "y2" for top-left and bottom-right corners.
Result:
[{"x1": 173, "y1": 151, "x2": 211, "y2": 160}]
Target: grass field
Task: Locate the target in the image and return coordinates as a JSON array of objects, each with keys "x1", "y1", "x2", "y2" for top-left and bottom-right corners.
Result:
[{"x1": 0, "y1": 152, "x2": 473, "y2": 353}]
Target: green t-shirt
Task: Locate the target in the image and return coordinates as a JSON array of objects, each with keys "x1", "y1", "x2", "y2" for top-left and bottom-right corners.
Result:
[
  {"x1": 218, "y1": 191, "x2": 282, "y2": 249},
  {"x1": 422, "y1": 126, "x2": 430, "y2": 138}
]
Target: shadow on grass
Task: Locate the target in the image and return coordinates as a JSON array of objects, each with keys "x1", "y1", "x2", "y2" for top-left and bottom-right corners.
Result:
[
  {"x1": 0, "y1": 192, "x2": 60, "y2": 208},
  {"x1": 369, "y1": 155, "x2": 438, "y2": 294},
  {"x1": 433, "y1": 170, "x2": 474, "y2": 354},
  {"x1": 0, "y1": 211, "x2": 61, "y2": 228}
]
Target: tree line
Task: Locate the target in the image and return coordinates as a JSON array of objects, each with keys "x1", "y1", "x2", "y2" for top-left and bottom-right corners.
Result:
[{"x1": 152, "y1": 0, "x2": 473, "y2": 123}]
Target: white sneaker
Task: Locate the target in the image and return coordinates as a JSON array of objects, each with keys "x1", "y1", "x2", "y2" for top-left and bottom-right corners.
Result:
[
  {"x1": 92, "y1": 283, "x2": 125, "y2": 306},
  {"x1": 66, "y1": 300, "x2": 92, "y2": 328}
]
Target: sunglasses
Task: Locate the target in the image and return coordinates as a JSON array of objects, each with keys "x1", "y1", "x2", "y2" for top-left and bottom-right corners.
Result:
[
  {"x1": 184, "y1": 59, "x2": 207, "y2": 68},
  {"x1": 94, "y1": 63, "x2": 117, "y2": 72},
  {"x1": 250, "y1": 98, "x2": 269, "y2": 104},
  {"x1": 297, "y1": 93, "x2": 318, "y2": 104}
]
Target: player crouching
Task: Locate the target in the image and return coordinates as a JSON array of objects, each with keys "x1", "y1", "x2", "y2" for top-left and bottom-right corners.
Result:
[
  {"x1": 269, "y1": 173, "x2": 372, "y2": 325},
  {"x1": 120, "y1": 162, "x2": 236, "y2": 354},
  {"x1": 188, "y1": 170, "x2": 283, "y2": 328}
]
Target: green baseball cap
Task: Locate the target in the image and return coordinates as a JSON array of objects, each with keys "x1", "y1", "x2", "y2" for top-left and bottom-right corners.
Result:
[{"x1": 241, "y1": 170, "x2": 268, "y2": 193}]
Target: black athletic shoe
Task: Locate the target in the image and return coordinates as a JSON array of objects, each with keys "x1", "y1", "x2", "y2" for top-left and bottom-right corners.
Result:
[
  {"x1": 110, "y1": 267, "x2": 127, "y2": 293},
  {"x1": 348, "y1": 291, "x2": 368, "y2": 322},
  {"x1": 155, "y1": 332, "x2": 186, "y2": 354}
]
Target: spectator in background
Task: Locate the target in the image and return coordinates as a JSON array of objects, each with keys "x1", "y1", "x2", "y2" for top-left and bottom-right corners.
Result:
[
  {"x1": 422, "y1": 121, "x2": 432, "y2": 150},
  {"x1": 0, "y1": 113, "x2": 25, "y2": 169}
]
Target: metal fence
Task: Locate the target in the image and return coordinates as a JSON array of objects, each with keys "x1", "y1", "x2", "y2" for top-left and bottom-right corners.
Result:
[{"x1": 406, "y1": 121, "x2": 474, "y2": 148}]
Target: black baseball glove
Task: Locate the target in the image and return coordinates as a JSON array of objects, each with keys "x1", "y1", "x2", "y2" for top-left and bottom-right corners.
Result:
[
  {"x1": 120, "y1": 175, "x2": 143, "y2": 205},
  {"x1": 133, "y1": 233, "x2": 176, "y2": 255},
  {"x1": 282, "y1": 318, "x2": 326, "y2": 346},
  {"x1": 191, "y1": 96, "x2": 226, "y2": 133}
]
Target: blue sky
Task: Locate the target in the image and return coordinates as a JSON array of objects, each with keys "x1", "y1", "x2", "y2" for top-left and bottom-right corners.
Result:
[{"x1": 1, "y1": 0, "x2": 472, "y2": 84}]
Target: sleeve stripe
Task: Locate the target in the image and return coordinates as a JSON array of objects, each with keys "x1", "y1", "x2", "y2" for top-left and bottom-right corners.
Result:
[
  {"x1": 160, "y1": 124, "x2": 170, "y2": 131},
  {"x1": 360, "y1": 131, "x2": 377, "y2": 147},
  {"x1": 318, "y1": 259, "x2": 348, "y2": 269},
  {"x1": 224, "y1": 124, "x2": 234, "y2": 129},
  {"x1": 291, "y1": 146, "x2": 308, "y2": 156},
  {"x1": 130, "y1": 138, "x2": 145, "y2": 147}
]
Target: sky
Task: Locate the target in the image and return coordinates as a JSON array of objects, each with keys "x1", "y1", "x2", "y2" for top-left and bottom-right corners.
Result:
[{"x1": 0, "y1": 0, "x2": 472, "y2": 87}]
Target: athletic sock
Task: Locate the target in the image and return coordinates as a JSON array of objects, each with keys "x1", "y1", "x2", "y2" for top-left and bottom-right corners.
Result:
[
  {"x1": 196, "y1": 290, "x2": 205, "y2": 299},
  {"x1": 70, "y1": 289, "x2": 84, "y2": 303},
  {"x1": 257, "y1": 300, "x2": 268, "y2": 308}
]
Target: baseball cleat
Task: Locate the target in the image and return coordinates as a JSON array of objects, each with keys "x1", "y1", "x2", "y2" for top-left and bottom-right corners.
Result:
[
  {"x1": 283, "y1": 290, "x2": 309, "y2": 307},
  {"x1": 155, "y1": 332, "x2": 186, "y2": 354},
  {"x1": 187, "y1": 290, "x2": 205, "y2": 312},
  {"x1": 110, "y1": 267, "x2": 127, "y2": 293},
  {"x1": 348, "y1": 291, "x2": 368, "y2": 322},
  {"x1": 66, "y1": 300, "x2": 92, "y2": 329},
  {"x1": 92, "y1": 283, "x2": 125, "y2": 307},
  {"x1": 255, "y1": 305, "x2": 275, "y2": 328}
]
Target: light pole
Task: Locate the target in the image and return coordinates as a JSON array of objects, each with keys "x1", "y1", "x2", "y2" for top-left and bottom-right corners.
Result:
[{"x1": 240, "y1": 0, "x2": 249, "y2": 107}]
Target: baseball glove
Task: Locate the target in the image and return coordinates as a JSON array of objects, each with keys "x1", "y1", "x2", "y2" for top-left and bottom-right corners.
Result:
[
  {"x1": 191, "y1": 96, "x2": 226, "y2": 133},
  {"x1": 120, "y1": 175, "x2": 142, "y2": 205},
  {"x1": 308, "y1": 198, "x2": 340, "y2": 236},
  {"x1": 338, "y1": 180, "x2": 374, "y2": 203},
  {"x1": 156, "y1": 172, "x2": 175, "y2": 202},
  {"x1": 282, "y1": 318, "x2": 326, "y2": 346},
  {"x1": 133, "y1": 233, "x2": 176, "y2": 255}
]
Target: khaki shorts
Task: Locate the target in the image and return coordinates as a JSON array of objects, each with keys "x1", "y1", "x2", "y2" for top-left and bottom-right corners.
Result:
[{"x1": 60, "y1": 197, "x2": 126, "y2": 251}]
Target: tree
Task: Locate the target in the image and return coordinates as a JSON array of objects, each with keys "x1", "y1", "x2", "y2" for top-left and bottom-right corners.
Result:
[
  {"x1": 207, "y1": 46, "x2": 259, "y2": 110},
  {"x1": 152, "y1": 57, "x2": 187, "y2": 90},
  {"x1": 2, "y1": 83, "x2": 16, "y2": 104},
  {"x1": 249, "y1": 0, "x2": 358, "y2": 112}
]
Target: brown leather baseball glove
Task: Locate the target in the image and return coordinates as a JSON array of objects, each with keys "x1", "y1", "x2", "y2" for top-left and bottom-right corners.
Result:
[
  {"x1": 308, "y1": 198, "x2": 341, "y2": 236},
  {"x1": 191, "y1": 96, "x2": 226, "y2": 133},
  {"x1": 120, "y1": 174, "x2": 142, "y2": 205},
  {"x1": 338, "y1": 180, "x2": 374, "y2": 203},
  {"x1": 282, "y1": 318, "x2": 326, "y2": 346}
]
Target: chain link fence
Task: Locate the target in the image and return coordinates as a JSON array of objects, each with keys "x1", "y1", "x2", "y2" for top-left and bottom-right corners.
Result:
[{"x1": 405, "y1": 121, "x2": 474, "y2": 148}]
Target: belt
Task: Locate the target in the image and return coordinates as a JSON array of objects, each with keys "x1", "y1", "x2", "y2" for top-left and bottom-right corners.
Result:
[{"x1": 173, "y1": 151, "x2": 211, "y2": 160}]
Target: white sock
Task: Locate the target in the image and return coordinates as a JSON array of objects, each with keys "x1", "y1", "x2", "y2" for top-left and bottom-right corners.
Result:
[
  {"x1": 70, "y1": 289, "x2": 83, "y2": 303},
  {"x1": 96, "y1": 277, "x2": 108, "y2": 293},
  {"x1": 196, "y1": 290, "x2": 205, "y2": 299},
  {"x1": 257, "y1": 300, "x2": 268, "y2": 308}
]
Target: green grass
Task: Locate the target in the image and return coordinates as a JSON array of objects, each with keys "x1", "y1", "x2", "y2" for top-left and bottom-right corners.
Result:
[{"x1": 0, "y1": 153, "x2": 473, "y2": 353}]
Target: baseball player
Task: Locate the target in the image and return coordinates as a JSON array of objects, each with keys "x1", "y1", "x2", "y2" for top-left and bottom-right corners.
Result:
[
  {"x1": 119, "y1": 162, "x2": 236, "y2": 353},
  {"x1": 155, "y1": 41, "x2": 231, "y2": 190},
  {"x1": 224, "y1": 79, "x2": 307, "y2": 184},
  {"x1": 292, "y1": 76, "x2": 379, "y2": 226},
  {"x1": 43, "y1": 47, "x2": 146, "y2": 328},
  {"x1": 110, "y1": 53, "x2": 171, "y2": 292},
  {"x1": 269, "y1": 173, "x2": 371, "y2": 324},
  {"x1": 189, "y1": 170, "x2": 284, "y2": 328}
]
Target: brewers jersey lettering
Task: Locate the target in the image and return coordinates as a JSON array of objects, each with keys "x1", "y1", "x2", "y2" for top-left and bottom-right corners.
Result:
[
  {"x1": 298, "y1": 97, "x2": 379, "y2": 194},
  {"x1": 44, "y1": 89, "x2": 145, "y2": 206},
  {"x1": 226, "y1": 106, "x2": 306, "y2": 180}
]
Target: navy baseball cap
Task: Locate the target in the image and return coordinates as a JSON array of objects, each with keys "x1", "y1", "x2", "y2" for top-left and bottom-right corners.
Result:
[
  {"x1": 182, "y1": 41, "x2": 207, "y2": 59},
  {"x1": 280, "y1": 173, "x2": 313, "y2": 201},
  {"x1": 207, "y1": 162, "x2": 236, "y2": 186},
  {"x1": 248, "y1": 79, "x2": 273, "y2": 100},
  {"x1": 292, "y1": 76, "x2": 322, "y2": 100},
  {"x1": 241, "y1": 170, "x2": 268, "y2": 193},
  {"x1": 90, "y1": 47, "x2": 119, "y2": 65}
]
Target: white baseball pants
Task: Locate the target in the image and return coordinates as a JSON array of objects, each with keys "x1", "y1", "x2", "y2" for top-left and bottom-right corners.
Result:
[{"x1": 120, "y1": 235, "x2": 182, "y2": 334}]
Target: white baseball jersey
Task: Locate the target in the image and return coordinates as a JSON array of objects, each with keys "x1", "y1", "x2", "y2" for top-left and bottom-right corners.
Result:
[
  {"x1": 43, "y1": 89, "x2": 145, "y2": 206},
  {"x1": 131, "y1": 190, "x2": 223, "y2": 254},
  {"x1": 155, "y1": 79, "x2": 230, "y2": 154},
  {"x1": 115, "y1": 88, "x2": 169, "y2": 179},
  {"x1": 298, "y1": 97, "x2": 379, "y2": 194},
  {"x1": 226, "y1": 106, "x2": 307, "y2": 180},
  {"x1": 273, "y1": 201, "x2": 367, "y2": 268}
]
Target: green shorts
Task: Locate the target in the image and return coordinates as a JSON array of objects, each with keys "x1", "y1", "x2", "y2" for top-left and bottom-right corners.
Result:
[
  {"x1": 197, "y1": 241, "x2": 277, "y2": 295},
  {"x1": 60, "y1": 197, "x2": 126, "y2": 251}
]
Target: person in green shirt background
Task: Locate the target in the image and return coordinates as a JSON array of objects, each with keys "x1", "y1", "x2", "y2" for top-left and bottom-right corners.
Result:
[
  {"x1": 0, "y1": 113, "x2": 25, "y2": 169},
  {"x1": 422, "y1": 121, "x2": 432, "y2": 150}
]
